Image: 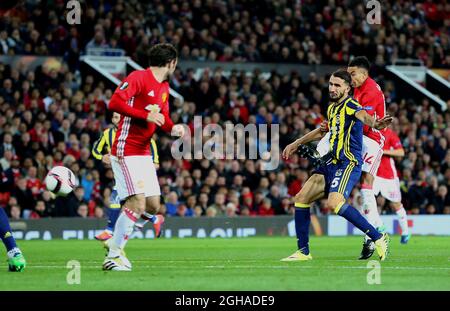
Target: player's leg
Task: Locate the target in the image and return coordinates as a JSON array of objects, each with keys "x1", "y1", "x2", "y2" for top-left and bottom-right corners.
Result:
[
  {"x1": 359, "y1": 137, "x2": 385, "y2": 258},
  {"x1": 391, "y1": 202, "x2": 410, "y2": 244},
  {"x1": 360, "y1": 171, "x2": 384, "y2": 229},
  {"x1": 328, "y1": 162, "x2": 389, "y2": 260},
  {"x1": 103, "y1": 156, "x2": 147, "y2": 271},
  {"x1": 95, "y1": 188, "x2": 121, "y2": 241},
  {"x1": 133, "y1": 195, "x2": 165, "y2": 238},
  {"x1": 281, "y1": 173, "x2": 325, "y2": 261},
  {"x1": 0, "y1": 207, "x2": 26, "y2": 272},
  {"x1": 382, "y1": 178, "x2": 410, "y2": 244},
  {"x1": 132, "y1": 158, "x2": 164, "y2": 237}
]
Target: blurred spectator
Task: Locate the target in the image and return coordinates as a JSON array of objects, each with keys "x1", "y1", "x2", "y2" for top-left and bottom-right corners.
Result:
[{"x1": 77, "y1": 203, "x2": 89, "y2": 218}]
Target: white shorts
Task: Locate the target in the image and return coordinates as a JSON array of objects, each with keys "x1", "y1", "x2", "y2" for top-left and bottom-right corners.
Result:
[
  {"x1": 316, "y1": 133, "x2": 383, "y2": 176},
  {"x1": 316, "y1": 132, "x2": 331, "y2": 157},
  {"x1": 373, "y1": 176, "x2": 402, "y2": 203},
  {"x1": 110, "y1": 155, "x2": 161, "y2": 200},
  {"x1": 361, "y1": 136, "x2": 383, "y2": 175}
]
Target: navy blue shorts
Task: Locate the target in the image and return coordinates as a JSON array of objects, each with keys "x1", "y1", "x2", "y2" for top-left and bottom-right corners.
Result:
[
  {"x1": 314, "y1": 160, "x2": 362, "y2": 199},
  {"x1": 110, "y1": 189, "x2": 121, "y2": 209}
]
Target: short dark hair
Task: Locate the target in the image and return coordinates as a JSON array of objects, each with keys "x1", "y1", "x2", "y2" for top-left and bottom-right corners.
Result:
[
  {"x1": 331, "y1": 69, "x2": 352, "y2": 86},
  {"x1": 149, "y1": 43, "x2": 178, "y2": 67},
  {"x1": 348, "y1": 56, "x2": 371, "y2": 71}
]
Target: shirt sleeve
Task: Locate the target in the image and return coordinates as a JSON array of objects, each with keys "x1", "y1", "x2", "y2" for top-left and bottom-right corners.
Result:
[
  {"x1": 150, "y1": 139, "x2": 159, "y2": 164},
  {"x1": 360, "y1": 90, "x2": 384, "y2": 117},
  {"x1": 391, "y1": 131, "x2": 403, "y2": 149},
  {"x1": 91, "y1": 129, "x2": 108, "y2": 160},
  {"x1": 160, "y1": 87, "x2": 175, "y2": 133},
  {"x1": 108, "y1": 71, "x2": 148, "y2": 120},
  {"x1": 346, "y1": 99, "x2": 363, "y2": 116}
]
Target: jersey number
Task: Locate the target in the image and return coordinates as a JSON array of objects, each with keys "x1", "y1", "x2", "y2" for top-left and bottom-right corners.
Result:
[
  {"x1": 363, "y1": 152, "x2": 373, "y2": 165},
  {"x1": 331, "y1": 177, "x2": 341, "y2": 188}
]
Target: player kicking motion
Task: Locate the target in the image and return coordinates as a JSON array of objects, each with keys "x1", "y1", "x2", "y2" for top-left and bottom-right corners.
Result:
[
  {"x1": 0, "y1": 208, "x2": 26, "y2": 271},
  {"x1": 103, "y1": 43, "x2": 184, "y2": 271},
  {"x1": 317, "y1": 56, "x2": 387, "y2": 259},
  {"x1": 92, "y1": 112, "x2": 163, "y2": 241},
  {"x1": 373, "y1": 127, "x2": 411, "y2": 244},
  {"x1": 281, "y1": 70, "x2": 391, "y2": 261}
]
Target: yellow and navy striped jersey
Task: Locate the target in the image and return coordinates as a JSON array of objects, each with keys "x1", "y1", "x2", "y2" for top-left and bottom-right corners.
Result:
[
  {"x1": 91, "y1": 128, "x2": 159, "y2": 164},
  {"x1": 327, "y1": 96, "x2": 363, "y2": 164}
]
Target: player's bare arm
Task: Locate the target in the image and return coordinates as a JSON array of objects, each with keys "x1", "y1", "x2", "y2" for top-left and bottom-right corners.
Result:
[
  {"x1": 383, "y1": 148, "x2": 405, "y2": 157},
  {"x1": 354, "y1": 110, "x2": 393, "y2": 130},
  {"x1": 282, "y1": 128, "x2": 326, "y2": 160}
]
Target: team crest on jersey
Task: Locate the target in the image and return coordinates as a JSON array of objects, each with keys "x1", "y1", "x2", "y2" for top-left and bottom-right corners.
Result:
[
  {"x1": 335, "y1": 169, "x2": 343, "y2": 176},
  {"x1": 145, "y1": 104, "x2": 161, "y2": 113},
  {"x1": 119, "y1": 82, "x2": 128, "y2": 90},
  {"x1": 162, "y1": 92, "x2": 168, "y2": 103},
  {"x1": 336, "y1": 115, "x2": 340, "y2": 125}
]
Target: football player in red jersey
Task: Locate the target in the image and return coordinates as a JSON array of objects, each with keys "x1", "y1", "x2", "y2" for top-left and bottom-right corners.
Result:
[
  {"x1": 347, "y1": 56, "x2": 387, "y2": 258},
  {"x1": 102, "y1": 43, "x2": 185, "y2": 271},
  {"x1": 317, "y1": 56, "x2": 388, "y2": 259},
  {"x1": 373, "y1": 128, "x2": 411, "y2": 244}
]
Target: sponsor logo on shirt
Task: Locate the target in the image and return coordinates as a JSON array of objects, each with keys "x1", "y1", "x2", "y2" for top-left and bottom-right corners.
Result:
[
  {"x1": 145, "y1": 104, "x2": 161, "y2": 113},
  {"x1": 162, "y1": 92, "x2": 168, "y2": 103}
]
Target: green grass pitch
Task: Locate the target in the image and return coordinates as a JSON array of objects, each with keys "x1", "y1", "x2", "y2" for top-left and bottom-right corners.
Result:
[{"x1": 1, "y1": 236, "x2": 449, "y2": 291}]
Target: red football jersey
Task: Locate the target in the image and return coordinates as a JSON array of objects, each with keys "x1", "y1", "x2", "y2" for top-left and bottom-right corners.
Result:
[
  {"x1": 109, "y1": 69, "x2": 174, "y2": 157},
  {"x1": 353, "y1": 77, "x2": 386, "y2": 144},
  {"x1": 377, "y1": 128, "x2": 402, "y2": 179}
]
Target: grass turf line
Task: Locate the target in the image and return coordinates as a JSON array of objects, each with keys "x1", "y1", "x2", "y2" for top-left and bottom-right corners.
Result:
[{"x1": 0, "y1": 236, "x2": 449, "y2": 290}]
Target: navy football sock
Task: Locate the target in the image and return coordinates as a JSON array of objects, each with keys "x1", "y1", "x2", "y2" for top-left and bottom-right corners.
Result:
[
  {"x1": 106, "y1": 208, "x2": 121, "y2": 232},
  {"x1": 337, "y1": 203, "x2": 382, "y2": 241},
  {"x1": 294, "y1": 206, "x2": 311, "y2": 255},
  {"x1": 0, "y1": 207, "x2": 18, "y2": 252}
]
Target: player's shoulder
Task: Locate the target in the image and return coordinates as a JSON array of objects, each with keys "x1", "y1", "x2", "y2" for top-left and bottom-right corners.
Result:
[
  {"x1": 127, "y1": 69, "x2": 148, "y2": 80},
  {"x1": 102, "y1": 128, "x2": 111, "y2": 135},
  {"x1": 365, "y1": 77, "x2": 383, "y2": 93},
  {"x1": 347, "y1": 96, "x2": 361, "y2": 106}
]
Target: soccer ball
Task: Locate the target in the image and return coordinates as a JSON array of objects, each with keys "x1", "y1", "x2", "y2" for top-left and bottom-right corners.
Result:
[{"x1": 44, "y1": 166, "x2": 77, "y2": 196}]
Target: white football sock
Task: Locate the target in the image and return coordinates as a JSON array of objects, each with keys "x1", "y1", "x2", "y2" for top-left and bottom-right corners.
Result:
[
  {"x1": 396, "y1": 205, "x2": 409, "y2": 235},
  {"x1": 361, "y1": 186, "x2": 384, "y2": 241},
  {"x1": 7, "y1": 247, "x2": 21, "y2": 259},
  {"x1": 108, "y1": 208, "x2": 138, "y2": 257}
]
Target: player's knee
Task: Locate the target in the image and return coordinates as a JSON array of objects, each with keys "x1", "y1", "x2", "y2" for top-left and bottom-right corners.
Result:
[
  {"x1": 145, "y1": 196, "x2": 160, "y2": 214},
  {"x1": 390, "y1": 202, "x2": 401, "y2": 211},
  {"x1": 146, "y1": 202, "x2": 160, "y2": 214},
  {"x1": 327, "y1": 197, "x2": 345, "y2": 214},
  {"x1": 361, "y1": 172, "x2": 374, "y2": 185},
  {"x1": 124, "y1": 195, "x2": 146, "y2": 215}
]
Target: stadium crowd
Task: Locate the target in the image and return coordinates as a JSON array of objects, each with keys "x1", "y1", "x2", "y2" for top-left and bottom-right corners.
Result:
[
  {"x1": 0, "y1": 0, "x2": 450, "y2": 220},
  {"x1": 0, "y1": 0, "x2": 449, "y2": 68},
  {"x1": 0, "y1": 59, "x2": 450, "y2": 219}
]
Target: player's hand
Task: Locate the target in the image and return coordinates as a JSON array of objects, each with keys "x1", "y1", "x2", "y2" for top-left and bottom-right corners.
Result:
[
  {"x1": 102, "y1": 154, "x2": 111, "y2": 165},
  {"x1": 172, "y1": 124, "x2": 186, "y2": 137},
  {"x1": 147, "y1": 112, "x2": 165, "y2": 126},
  {"x1": 282, "y1": 140, "x2": 301, "y2": 160},
  {"x1": 320, "y1": 120, "x2": 329, "y2": 132},
  {"x1": 374, "y1": 115, "x2": 394, "y2": 130}
]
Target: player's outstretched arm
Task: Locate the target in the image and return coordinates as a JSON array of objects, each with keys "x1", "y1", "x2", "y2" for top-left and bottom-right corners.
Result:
[
  {"x1": 355, "y1": 110, "x2": 393, "y2": 130},
  {"x1": 282, "y1": 127, "x2": 326, "y2": 160},
  {"x1": 383, "y1": 148, "x2": 405, "y2": 158}
]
